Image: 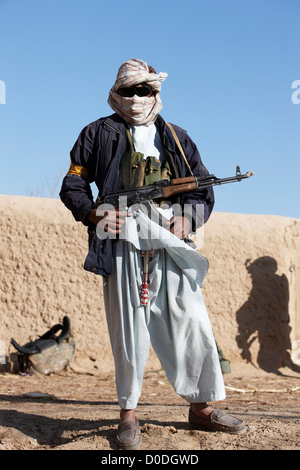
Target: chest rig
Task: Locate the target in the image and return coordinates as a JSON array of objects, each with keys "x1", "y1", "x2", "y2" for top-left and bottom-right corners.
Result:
[
  {"x1": 117, "y1": 128, "x2": 179, "y2": 306},
  {"x1": 117, "y1": 128, "x2": 179, "y2": 190}
]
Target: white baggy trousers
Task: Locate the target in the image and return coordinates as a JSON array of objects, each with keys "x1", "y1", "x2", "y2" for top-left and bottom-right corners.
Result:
[{"x1": 102, "y1": 205, "x2": 226, "y2": 410}]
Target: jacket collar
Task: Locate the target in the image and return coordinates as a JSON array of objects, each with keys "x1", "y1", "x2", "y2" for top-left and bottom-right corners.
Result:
[
  {"x1": 102, "y1": 113, "x2": 186, "y2": 155},
  {"x1": 155, "y1": 114, "x2": 188, "y2": 154},
  {"x1": 102, "y1": 113, "x2": 128, "y2": 134}
]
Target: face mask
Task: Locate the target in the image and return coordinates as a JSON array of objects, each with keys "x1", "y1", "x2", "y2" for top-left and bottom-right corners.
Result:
[
  {"x1": 126, "y1": 95, "x2": 155, "y2": 118},
  {"x1": 107, "y1": 59, "x2": 167, "y2": 125},
  {"x1": 108, "y1": 89, "x2": 162, "y2": 126}
]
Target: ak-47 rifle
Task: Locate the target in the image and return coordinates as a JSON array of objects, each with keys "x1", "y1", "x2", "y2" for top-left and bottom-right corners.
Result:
[{"x1": 99, "y1": 166, "x2": 254, "y2": 208}]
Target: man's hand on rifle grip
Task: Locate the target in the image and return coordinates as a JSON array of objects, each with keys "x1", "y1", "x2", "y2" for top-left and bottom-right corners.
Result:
[
  {"x1": 88, "y1": 208, "x2": 131, "y2": 235},
  {"x1": 167, "y1": 216, "x2": 191, "y2": 240}
]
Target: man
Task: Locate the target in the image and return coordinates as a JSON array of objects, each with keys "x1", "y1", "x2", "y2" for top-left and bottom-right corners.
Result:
[{"x1": 60, "y1": 59, "x2": 246, "y2": 450}]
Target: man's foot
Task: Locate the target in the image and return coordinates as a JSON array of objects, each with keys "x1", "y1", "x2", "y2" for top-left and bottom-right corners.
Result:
[
  {"x1": 115, "y1": 409, "x2": 141, "y2": 450},
  {"x1": 189, "y1": 403, "x2": 246, "y2": 434}
]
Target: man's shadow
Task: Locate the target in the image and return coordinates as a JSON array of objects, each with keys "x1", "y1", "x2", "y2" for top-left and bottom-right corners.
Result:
[{"x1": 236, "y1": 256, "x2": 300, "y2": 375}]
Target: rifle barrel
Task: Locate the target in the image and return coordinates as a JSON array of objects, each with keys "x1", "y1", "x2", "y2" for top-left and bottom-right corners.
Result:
[{"x1": 196, "y1": 170, "x2": 254, "y2": 188}]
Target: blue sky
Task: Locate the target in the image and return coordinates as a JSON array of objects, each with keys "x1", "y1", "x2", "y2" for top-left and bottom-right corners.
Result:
[{"x1": 0, "y1": 0, "x2": 299, "y2": 218}]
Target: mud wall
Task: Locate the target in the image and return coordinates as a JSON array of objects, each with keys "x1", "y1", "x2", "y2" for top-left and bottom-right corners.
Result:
[{"x1": 0, "y1": 195, "x2": 299, "y2": 375}]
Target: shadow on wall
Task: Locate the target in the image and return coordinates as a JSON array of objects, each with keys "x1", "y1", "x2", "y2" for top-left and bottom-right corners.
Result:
[{"x1": 236, "y1": 256, "x2": 300, "y2": 375}]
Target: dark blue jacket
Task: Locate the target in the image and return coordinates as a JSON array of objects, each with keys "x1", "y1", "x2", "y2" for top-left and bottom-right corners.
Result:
[{"x1": 60, "y1": 113, "x2": 214, "y2": 277}]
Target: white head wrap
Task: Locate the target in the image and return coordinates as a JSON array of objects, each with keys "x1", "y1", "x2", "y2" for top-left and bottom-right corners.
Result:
[{"x1": 108, "y1": 59, "x2": 168, "y2": 126}]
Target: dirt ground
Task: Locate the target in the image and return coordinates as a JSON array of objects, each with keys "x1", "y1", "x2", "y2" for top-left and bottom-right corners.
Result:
[
  {"x1": 1, "y1": 196, "x2": 300, "y2": 453},
  {"x1": 0, "y1": 364, "x2": 299, "y2": 451}
]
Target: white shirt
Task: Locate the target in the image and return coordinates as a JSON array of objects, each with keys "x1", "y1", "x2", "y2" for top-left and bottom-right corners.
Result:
[{"x1": 129, "y1": 124, "x2": 165, "y2": 162}]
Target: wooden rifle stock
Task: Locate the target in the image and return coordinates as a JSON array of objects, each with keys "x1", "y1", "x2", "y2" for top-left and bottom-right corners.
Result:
[
  {"x1": 161, "y1": 181, "x2": 198, "y2": 199},
  {"x1": 171, "y1": 176, "x2": 196, "y2": 185}
]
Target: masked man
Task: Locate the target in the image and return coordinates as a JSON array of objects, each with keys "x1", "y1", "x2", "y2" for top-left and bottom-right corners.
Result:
[{"x1": 60, "y1": 59, "x2": 246, "y2": 450}]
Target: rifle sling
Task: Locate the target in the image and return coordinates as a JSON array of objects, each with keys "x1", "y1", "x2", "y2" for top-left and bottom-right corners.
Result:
[{"x1": 165, "y1": 122, "x2": 194, "y2": 177}]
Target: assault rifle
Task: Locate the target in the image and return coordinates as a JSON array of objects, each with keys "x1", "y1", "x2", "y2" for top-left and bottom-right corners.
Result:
[{"x1": 99, "y1": 166, "x2": 254, "y2": 208}]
